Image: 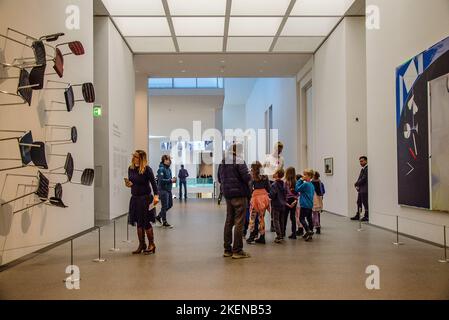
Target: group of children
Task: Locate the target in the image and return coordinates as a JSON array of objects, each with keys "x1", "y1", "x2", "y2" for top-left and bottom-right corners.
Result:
[{"x1": 244, "y1": 162, "x2": 325, "y2": 244}]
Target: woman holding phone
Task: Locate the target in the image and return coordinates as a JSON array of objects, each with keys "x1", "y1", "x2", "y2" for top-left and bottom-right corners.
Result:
[{"x1": 125, "y1": 150, "x2": 159, "y2": 254}]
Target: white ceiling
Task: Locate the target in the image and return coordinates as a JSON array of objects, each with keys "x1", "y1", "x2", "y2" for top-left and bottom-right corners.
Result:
[
  {"x1": 134, "y1": 52, "x2": 312, "y2": 77},
  {"x1": 100, "y1": 0, "x2": 357, "y2": 54}
]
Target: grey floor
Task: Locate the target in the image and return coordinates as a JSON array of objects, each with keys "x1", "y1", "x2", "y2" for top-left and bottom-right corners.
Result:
[{"x1": 0, "y1": 199, "x2": 448, "y2": 300}]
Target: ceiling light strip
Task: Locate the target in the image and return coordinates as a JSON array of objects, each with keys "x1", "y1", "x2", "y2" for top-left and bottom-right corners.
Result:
[
  {"x1": 268, "y1": 0, "x2": 297, "y2": 52},
  {"x1": 162, "y1": 0, "x2": 180, "y2": 53},
  {"x1": 222, "y1": 0, "x2": 232, "y2": 52}
]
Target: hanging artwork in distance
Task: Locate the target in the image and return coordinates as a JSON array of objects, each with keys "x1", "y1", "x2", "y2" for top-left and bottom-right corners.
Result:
[{"x1": 396, "y1": 36, "x2": 449, "y2": 212}]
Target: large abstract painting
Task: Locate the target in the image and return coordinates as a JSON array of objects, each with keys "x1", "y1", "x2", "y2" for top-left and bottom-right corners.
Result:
[{"x1": 396, "y1": 36, "x2": 449, "y2": 212}]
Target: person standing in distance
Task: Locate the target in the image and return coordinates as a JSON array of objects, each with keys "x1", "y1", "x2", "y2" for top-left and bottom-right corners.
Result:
[
  {"x1": 351, "y1": 156, "x2": 369, "y2": 222},
  {"x1": 178, "y1": 164, "x2": 189, "y2": 200}
]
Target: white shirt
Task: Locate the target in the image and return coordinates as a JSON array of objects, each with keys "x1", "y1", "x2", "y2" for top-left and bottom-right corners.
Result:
[{"x1": 263, "y1": 152, "x2": 285, "y2": 180}]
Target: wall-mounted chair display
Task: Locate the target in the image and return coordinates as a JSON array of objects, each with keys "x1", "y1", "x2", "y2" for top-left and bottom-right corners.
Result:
[
  {"x1": 44, "y1": 125, "x2": 77, "y2": 145},
  {"x1": 47, "y1": 152, "x2": 94, "y2": 186},
  {"x1": 51, "y1": 41, "x2": 85, "y2": 78},
  {"x1": 44, "y1": 80, "x2": 95, "y2": 112},
  {"x1": 0, "y1": 68, "x2": 40, "y2": 106},
  {"x1": 0, "y1": 130, "x2": 48, "y2": 171},
  {"x1": 0, "y1": 171, "x2": 67, "y2": 214},
  {"x1": 0, "y1": 29, "x2": 65, "y2": 92}
]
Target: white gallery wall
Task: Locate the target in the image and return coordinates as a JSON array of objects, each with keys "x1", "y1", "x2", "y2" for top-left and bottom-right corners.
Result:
[
  {"x1": 94, "y1": 17, "x2": 135, "y2": 221},
  {"x1": 310, "y1": 17, "x2": 367, "y2": 216},
  {"x1": 0, "y1": 0, "x2": 94, "y2": 265},
  {"x1": 244, "y1": 78, "x2": 298, "y2": 168},
  {"x1": 366, "y1": 0, "x2": 449, "y2": 244},
  {"x1": 148, "y1": 93, "x2": 224, "y2": 178}
]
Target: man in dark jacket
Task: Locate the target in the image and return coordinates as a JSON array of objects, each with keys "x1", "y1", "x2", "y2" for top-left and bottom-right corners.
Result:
[
  {"x1": 351, "y1": 156, "x2": 369, "y2": 221},
  {"x1": 156, "y1": 155, "x2": 176, "y2": 228},
  {"x1": 178, "y1": 165, "x2": 189, "y2": 200},
  {"x1": 218, "y1": 143, "x2": 252, "y2": 259}
]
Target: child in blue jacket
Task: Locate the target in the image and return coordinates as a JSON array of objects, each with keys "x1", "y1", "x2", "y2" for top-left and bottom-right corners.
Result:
[{"x1": 295, "y1": 169, "x2": 315, "y2": 241}]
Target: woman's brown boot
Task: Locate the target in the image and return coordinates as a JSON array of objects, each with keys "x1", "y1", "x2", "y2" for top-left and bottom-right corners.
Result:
[
  {"x1": 144, "y1": 228, "x2": 156, "y2": 254},
  {"x1": 133, "y1": 228, "x2": 146, "y2": 254}
]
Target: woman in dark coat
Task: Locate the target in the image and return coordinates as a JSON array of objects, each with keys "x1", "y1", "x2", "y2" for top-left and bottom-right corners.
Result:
[{"x1": 125, "y1": 150, "x2": 159, "y2": 254}]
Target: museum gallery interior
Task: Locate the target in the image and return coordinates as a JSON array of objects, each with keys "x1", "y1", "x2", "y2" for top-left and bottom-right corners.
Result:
[{"x1": 0, "y1": 0, "x2": 448, "y2": 300}]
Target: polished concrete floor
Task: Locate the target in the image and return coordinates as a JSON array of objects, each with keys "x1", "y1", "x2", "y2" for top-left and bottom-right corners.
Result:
[{"x1": 0, "y1": 199, "x2": 448, "y2": 300}]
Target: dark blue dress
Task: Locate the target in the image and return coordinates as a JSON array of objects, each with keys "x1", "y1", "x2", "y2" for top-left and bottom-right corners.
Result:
[{"x1": 128, "y1": 166, "x2": 158, "y2": 229}]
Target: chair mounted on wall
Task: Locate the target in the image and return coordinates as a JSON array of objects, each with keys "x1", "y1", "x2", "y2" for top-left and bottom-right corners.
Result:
[
  {"x1": 0, "y1": 130, "x2": 48, "y2": 171},
  {"x1": 51, "y1": 41, "x2": 85, "y2": 78},
  {"x1": 0, "y1": 68, "x2": 40, "y2": 106},
  {"x1": 1, "y1": 172, "x2": 67, "y2": 214},
  {"x1": 45, "y1": 125, "x2": 77, "y2": 145},
  {"x1": 0, "y1": 171, "x2": 49, "y2": 214},
  {"x1": 0, "y1": 28, "x2": 65, "y2": 67},
  {"x1": 47, "y1": 152, "x2": 94, "y2": 186},
  {"x1": 44, "y1": 80, "x2": 95, "y2": 112}
]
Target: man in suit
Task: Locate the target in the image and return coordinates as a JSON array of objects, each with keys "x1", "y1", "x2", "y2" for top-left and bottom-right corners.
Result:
[{"x1": 351, "y1": 156, "x2": 369, "y2": 222}]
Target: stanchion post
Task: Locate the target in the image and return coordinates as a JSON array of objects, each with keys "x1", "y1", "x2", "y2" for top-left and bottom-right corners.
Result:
[
  {"x1": 110, "y1": 219, "x2": 120, "y2": 252},
  {"x1": 123, "y1": 214, "x2": 132, "y2": 243},
  {"x1": 393, "y1": 215, "x2": 404, "y2": 245},
  {"x1": 63, "y1": 239, "x2": 80, "y2": 282},
  {"x1": 438, "y1": 225, "x2": 448, "y2": 263},
  {"x1": 93, "y1": 227, "x2": 106, "y2": 262},
  {"x1": 357, "y1": 208, "x2": 364, "y2": 232}
]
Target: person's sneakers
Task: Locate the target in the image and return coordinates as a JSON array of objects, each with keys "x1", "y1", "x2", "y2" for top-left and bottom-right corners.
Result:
[
  {"x1": 155, "y1": 216, "x2": 162, "y2": 225},
  {"x1": 350, "y1": 214, "x2": 360, "y2": 221},
  {"x1": 255, "y1": 235, "x2": 266, "y2": 244},
  {"x1": 361, "y1": 216, "x2": 369, "y2": 222},
  {"x1": 232, "y1": 251, "x2": 251, "y2": 259},
  {"x1": 162, "y1": 222, "x2": 173, "y2": 228},
  {"x1": 288, "y1": 234, "x2": 297, "y2": 239},
  {"x1": 246, "y1": 237, "x2": 255, "y2": 245},
  {"x1": 223, "y1": 250, "x2": 233, "y2": 257},
  {"x1": 316, "y1": 227, "x2": 321, "y2": 234},
  {"x1": 274, "y1": 237, "x2": 282, "y2": 243},
  {"x1": 296, "y1": 228, "x2": 304, "y2": 236}
]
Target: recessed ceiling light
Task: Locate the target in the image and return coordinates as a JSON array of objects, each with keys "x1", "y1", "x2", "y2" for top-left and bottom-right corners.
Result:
[
  {"x1": 220, "y1": 60, "x2": 225, "y2": 63},
  {"x1": 178, "y1": 60, "x2": 183, "y2": 64},
  {"x1": 259, "y1": 70, "x2": 263, "y2": 73},
  {"x1": 263, "y1": 60, "x2": 268, "y2": 64},
  {"x1": 181, "y1": 70, "x2": 186, "y2": 73}
]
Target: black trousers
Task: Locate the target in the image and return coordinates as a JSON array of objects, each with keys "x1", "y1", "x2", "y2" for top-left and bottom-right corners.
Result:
[
  {"x1": 283, "y1": 198, "x2": 297, "y2": 236},
  {"x1": 358, "y1": 192, "x2": 368, "y2": 217},
  {"x1": 299, "y1": 207, "x2": 313, "y2": 233}
]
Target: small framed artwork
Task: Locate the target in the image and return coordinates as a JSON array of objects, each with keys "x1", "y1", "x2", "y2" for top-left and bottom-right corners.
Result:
[{"x1": 324, "y1": 157, "x2": 333, "y2": 176}]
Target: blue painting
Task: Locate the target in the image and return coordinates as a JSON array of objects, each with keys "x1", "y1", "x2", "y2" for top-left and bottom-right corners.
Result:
[{"x1": 396, "y1": 36, "x2": 449, "y2": 211}]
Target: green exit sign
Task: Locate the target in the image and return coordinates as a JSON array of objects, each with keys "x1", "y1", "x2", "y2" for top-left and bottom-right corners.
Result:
[{"x1": 93, "y1": 105, "x2": 102, "y2": 118}]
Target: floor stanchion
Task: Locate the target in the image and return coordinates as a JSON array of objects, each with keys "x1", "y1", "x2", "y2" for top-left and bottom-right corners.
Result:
[
  {"x1": 438, "y1": 225, "x2": 448, "y2": 263},
  {"x1": 63, "y1": 240, "x2": 80, "y2": 283},
  {"x1": 123, "y1": 215, "x2": 132, "y2": 243},
  {"x1": 93, "y1": 227, "x2": 106, "y2": 262},
  {"x1": 393, "y1": 215, "x2": 404, "y2": 245},
  {"x1": 110, "y1": 219, "x2": 120, "y2": 252}
]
